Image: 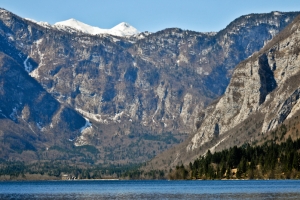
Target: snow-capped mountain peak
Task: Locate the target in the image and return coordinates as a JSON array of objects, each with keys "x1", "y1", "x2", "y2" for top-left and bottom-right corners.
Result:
[
  {"x1": 53, "y1": 19, "x2": 139, "y2": 37},
  {"x1": 110, "y1": 22, "x2": 140, "y2": 36}
]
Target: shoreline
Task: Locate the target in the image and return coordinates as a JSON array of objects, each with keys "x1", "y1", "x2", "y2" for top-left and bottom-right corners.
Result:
[{"x1": 1, "y1": 178, "x2": 300, "y2": 182}]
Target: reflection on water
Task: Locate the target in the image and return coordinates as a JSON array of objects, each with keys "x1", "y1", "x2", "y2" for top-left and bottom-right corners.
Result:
[{"x1": 1, "y1": 180, "x2": 300, "y2": 199}]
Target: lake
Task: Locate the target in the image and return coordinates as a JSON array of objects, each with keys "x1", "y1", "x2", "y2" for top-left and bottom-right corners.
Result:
[{"x1": 0, "y1": 180, "x2": 300, "y2": 199}]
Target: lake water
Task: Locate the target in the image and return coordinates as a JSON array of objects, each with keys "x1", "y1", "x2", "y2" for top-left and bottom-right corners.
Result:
[{"x1": 1, "y1": 180, "x2": 300, "y2": 199}]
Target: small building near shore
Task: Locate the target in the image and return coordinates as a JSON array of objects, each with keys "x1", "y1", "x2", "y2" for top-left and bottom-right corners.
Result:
[{"x1": 61, "y1": 174, "x2": 70, "y2": 180}]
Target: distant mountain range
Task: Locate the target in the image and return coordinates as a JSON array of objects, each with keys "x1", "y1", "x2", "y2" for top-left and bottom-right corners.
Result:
[
  {"x1": 0, "y1": 7, "x2": 299, "y2": 167},
  {"x1": 54, "y1": 19, "x2": 140, "y2": 36},
  {"x1": 25, "y1": 18, "x2": 140, "y2": 36}
]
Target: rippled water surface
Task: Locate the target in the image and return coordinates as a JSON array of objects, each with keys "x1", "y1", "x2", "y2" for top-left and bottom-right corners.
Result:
[{"x1": 1, "y1": 180, "x2": 300, "y2": 199}]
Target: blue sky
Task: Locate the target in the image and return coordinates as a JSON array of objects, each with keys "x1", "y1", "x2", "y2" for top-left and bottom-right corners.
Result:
[{"x1": 1, "y1": 0, "x2": 300, "y2": 32}]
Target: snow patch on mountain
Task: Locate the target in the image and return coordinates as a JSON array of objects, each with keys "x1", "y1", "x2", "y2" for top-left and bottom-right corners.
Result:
[
  {"x1": 273, "y1": 11, "x2": 282, "y2": 16},
  {"x1": 25, "y1": 18, "x2": 51, "y2": 28},
  {"x1": 23, "y1": 56, "x2": 33, "y2": 73},
  {"x1": 80, "y1": 118, "x2": 92, "y2": 133}
]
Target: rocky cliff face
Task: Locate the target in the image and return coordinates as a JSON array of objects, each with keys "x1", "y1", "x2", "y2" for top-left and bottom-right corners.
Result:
[
  {"x1": 0, "y1": 52, "x2": 87, "y2": 161},
  {"x1": 188, "y1": 14, "x2": 300, "y2": 151},
  {"x1": 146, "y1": 13, "x2": 300, "y2": 171},
  {"x1": 0, "y1": 8, "x2": 299, "y2": 164}
]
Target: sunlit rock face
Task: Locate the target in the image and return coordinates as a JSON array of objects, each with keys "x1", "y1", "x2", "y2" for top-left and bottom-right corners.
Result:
[
  {"x1": 144, "y1": 14, "x2": 300, "y2": 172},
  {"x1": 188, "y1": 14, "x2": 300, "y2": 152}
]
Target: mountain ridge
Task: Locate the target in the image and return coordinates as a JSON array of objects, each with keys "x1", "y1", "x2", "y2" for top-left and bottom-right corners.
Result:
[
  {"x1": 0, "y1": 7, "x2": 299, "y2": 165},
  {"x1": 0, "y1": 51, "x2": 88, "y2": 161},
  {"x1": 145, "y1": 12, "x2": 300, "y2": 173}
]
